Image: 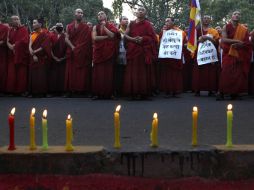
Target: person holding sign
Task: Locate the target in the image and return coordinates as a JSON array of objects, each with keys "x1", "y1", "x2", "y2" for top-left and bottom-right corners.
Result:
[
  {"x1": 158, "y1": 17, "x2": 186, "y2": 97},
  {"x1": 123, "y1": 7, "x2": 157, "y2": 100},
  {"x1": 192, "y1": 15, "x2": 220, "y2": 97},
  {"x1": 217, "y1": 11, "x2": 252, "y2": 100}
]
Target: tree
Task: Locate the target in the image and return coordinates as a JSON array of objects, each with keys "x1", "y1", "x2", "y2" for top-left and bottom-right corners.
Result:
[
  {"x1": 112, "y1": 0, "x2": 254, "y2": 31},
  {"x1": 0, "y1": 0, "x2": 113, "y2": 31}
]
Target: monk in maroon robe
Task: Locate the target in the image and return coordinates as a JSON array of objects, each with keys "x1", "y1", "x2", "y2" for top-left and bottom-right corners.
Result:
[
  {"x1": 218, "y1": 11, "x2": 252, "y2": 100},
  {"x1": 159, "y1": 18, "x2": 186, "y2": 97},
  {"x1": 192, "y1": 15, "x2": 220, "y2": 96},
  {"x1": 92, "y1": 11, "x2": 120, "y2": 99},
  {"x1": 48, "y1": 23, "x2": 66, "y2": 95},
  {"x1": 123, "y1": 7, "x2": 157, "y2": 99},
  {"x1": 249, "y1": 30, "x2": 254, "y2": 96},
  {"x1": 0, "y1": 20, "x2": 9, "y2": 94},
  {"x1": 65, "y1": 9, "x2": 92, "y2": 96},
  {"x1": 28, "y1": 19, "x2": 51, "y2": 96},
  {"x1": 6, "y1": 16, "x2": 29, "y2": 95}
]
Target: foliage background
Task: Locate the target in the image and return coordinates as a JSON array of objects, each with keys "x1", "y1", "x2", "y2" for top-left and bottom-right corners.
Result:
[{"x1": 0, "y1": 0, "x2": 254, "y2": 31}]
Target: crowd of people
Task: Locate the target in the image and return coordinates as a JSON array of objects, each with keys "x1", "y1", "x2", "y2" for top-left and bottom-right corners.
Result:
[{"x1": 0, "y1": 7, "x2": 254, "y2": 100}]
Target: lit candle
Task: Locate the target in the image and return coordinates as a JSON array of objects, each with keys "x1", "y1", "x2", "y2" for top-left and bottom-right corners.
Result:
[
  {"x1": 42, "y1": 110, "x2": 48, "y2": 150},
  {"x1": 65, "y1": 114, "x2": 74, "y2": 151},
  {"x1": 226, "y1": 104, "x2": 233, "y2": 147},
  {"x1": 8, "y1": 107, "x2": 16, "y2": 150},
  {"x1": 114, "y1": 105, "x2": 121, "y2": 148},
  {"x1": 150, "y1": 113, "x2": 158, "y2": 147},
  {"x1": 30, "y1": 108, "x2": 37, "y2": 150},
  {"x1": 192, "y1": 106, "x2": 198, "y2": 146}
]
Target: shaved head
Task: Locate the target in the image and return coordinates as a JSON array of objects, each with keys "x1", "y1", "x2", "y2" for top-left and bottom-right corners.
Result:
[
  {"x1": 11, "y1": 15, "x2": 21, "y2": 27},
  {"x1": 75, "y1": 8, "x2": 83, "y2": 22}
]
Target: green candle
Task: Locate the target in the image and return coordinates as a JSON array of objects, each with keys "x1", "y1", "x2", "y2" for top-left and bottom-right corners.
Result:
[
  {"x1": 42, "y1": 110, "x2": 48, "y2": 150},
  {"x1": 226, "y1": 104, "x2": 233, "y2": 147}
]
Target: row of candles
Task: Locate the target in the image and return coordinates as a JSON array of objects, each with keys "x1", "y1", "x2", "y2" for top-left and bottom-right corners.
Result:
[{"x1": 6, "y1": 104, "x2": 233, "y2": 151}]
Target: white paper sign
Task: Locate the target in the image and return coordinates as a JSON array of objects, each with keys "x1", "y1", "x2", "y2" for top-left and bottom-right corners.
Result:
[
  {"x1": 197, "y1": 40, "x2": 218, "y2": 65},
  {"x1": 158, "y1": 29, "x2": 183, "y2": 59}
]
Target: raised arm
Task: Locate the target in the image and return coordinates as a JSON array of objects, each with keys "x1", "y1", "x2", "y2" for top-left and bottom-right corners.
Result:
[
  {"x1": 124, "y1": 23, "x2": 141, "y2": 44},
  {"x1": 221, "y1": 25, "x2": 242, "y2": 44},
  {"x1": 92, "y1": 25, "x2": 109, "y2": 41}
]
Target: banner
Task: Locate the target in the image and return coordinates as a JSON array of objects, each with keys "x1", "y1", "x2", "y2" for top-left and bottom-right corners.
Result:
[
  {"x1": 197, "y1": 40, "x2": 218, "y2": 65},
  {"x1": 187, "y1": 0, "x2": 201, "y2": 53},
  {"x1": 158, "y1": 29, "x2": 183, "y2": 59}
]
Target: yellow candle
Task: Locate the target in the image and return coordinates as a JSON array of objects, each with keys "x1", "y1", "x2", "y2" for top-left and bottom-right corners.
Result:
[
  {"x1": 192, "y1": 106, "x2": 198, "y2": 146},
  {"x1": 42, "y1": 110, "x2": 48, "y2": 150},
  {"x1": 150, "y1": 113, "x2": 158, "y2": 147},
  {"x1": 226, "y1": 104, "x2": 233, "y2": 147},
  {"x1": 65, "y1": 114, "x2": 74, "y2": 151},
  {"x1": 114, "y1": 105, "x2": 121, "y2": 148},
  {"x1": 30, "y1": 108, "x2": 37, "y2": 150}
]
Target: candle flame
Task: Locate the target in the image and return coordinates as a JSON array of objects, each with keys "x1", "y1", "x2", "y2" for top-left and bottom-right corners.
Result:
[
  {"x1": 31, "y1": 108, "x2": 36, "y2": 116},
  {"x1": 67, "y1": 114, "x2": 71, "y2": 120},
  {"x1": 193, "y1": 106, "x2": 198, "y2": 112},
  {"x1": 227, "y1": 104, "x2": 233, "y2": 110},
  {"x1": 10, "y1": 107, "x2": 16, "y2": 115},
  {"x1": 116, "y1": 105, "x2": 121, "y2": 112},
  {"x1": 43, "y1": 110, "x2": 47, "y2": 118},
  {"x1": 153, "y1": 113, "x2": 158, "y2": 119}
]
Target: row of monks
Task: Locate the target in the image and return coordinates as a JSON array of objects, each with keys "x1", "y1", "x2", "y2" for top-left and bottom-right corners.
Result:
[{"x1": 0, "y1": 8, "x2": 253, "y2": 100}]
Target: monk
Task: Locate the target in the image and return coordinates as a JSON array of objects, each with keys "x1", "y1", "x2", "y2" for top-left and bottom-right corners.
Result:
[
  {"x1": 0, "y1": 18, "x2": 9, "y2": 94},
  {"x1": 249, "y1": 29, "x2": 254, "y2": 96},
  {"x1": 192, "y1": 15, "x2": 220, "y2": 97},
  {"x1": 65, "y1": 8, "x2": 92, "y2": 97},
  {"x1": 114, "y1": 16, "x2": 129, "y2": 97},
  {"x1": 159, "y1": 17, "x2": 186, "y2": 97},
  {"x1": 6, "y1": 16, "x2": 29, "y2": 96},
  {"x1": 48, "y1": 23, "x2": 67, "y2": 96},
  {"x1": 92, "y1": 11, "x2": 120, "y2": 99},
  {"x1": 218, "y1": 11, "x2": 252, "y2": 100},
  {"x1": 28, "y1": 19, "x2": 51, "y2": 97},
  {"x1": 123, "y1": 7, "x2": 157, "y2": 99}
]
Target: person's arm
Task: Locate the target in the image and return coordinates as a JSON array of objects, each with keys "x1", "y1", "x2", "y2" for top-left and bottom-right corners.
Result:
[
  {"x1": 221, "y1": 25, "x2": 242, "y2": 44},
  {"x1": 124, "y1": 23, "x2": 141, "y2": 44},
  {"x1": 65, "y1": 26, "x2": 75, "y2": 51},
  {"x1": 29, "y1": 35, "x2": 38, "y2": 62},
  {"x1": 33, "y1": 47, "x2": 43, "y2": 54},
  {"x1": 51, "y1": 50, "x2": 60, "y2": 62},
  {"x1": 6, "y1": 30, "x2": 15, "y2": 51},
  {"x1": 92, "y1": 25, "x2": 109, "y2": 41},
  {"x1": 102, "y1": 21, "x2": 114, "y2": 38},
  {"x1": 29, "y1": 36, "x2": 34, "y2": 56}
]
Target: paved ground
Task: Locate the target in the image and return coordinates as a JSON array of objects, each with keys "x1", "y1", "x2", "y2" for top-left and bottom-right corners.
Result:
[{"x1": 0, "y1": 93, "x2": 253, "y2": 151}]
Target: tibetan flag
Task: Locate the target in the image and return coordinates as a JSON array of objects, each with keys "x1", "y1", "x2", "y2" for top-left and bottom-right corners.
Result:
[{"x1": 187, "y1": 0, "x2": 201, "y2": 53}]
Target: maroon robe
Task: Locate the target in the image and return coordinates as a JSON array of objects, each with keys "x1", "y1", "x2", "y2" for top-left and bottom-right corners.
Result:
[
  {"x1": 249, "y1": 33, "x2": 254, "y2": 95},
  {"x1": 92, "y1": 23, "x2": 120, "y2": 97},
  {"x1": 65, "y1": 22, "x2": 92, "y2": 93},
  {"x1": 6, "y1": 26, "x2": 29, "y2": 94},
  {"x1": 123, "y1": 20, "x2": 157, "y2": 97},
  {"x1": 29, "y1": 30, "x2": 51, "y2": 94},
  {"x1": 48, "y1": 32, "x2": 66, "y2": 93},
  {"x1": 192, "y1": 29, "x2": 220, "y2": 93},
  {"x1": 0, "y1": 24, "x2": 9, "y2": 93},
  {"x1": 219, "y1": 23, "x2": 252, "y2": 94},
  {"x1": 159, "y1": 29, "x2": 185, "y2": 94}
]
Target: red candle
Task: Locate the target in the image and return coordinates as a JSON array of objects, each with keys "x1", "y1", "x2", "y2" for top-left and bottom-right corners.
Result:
[{"x1": 8, "y1": 107, "x2": 16, "y2": 150}]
